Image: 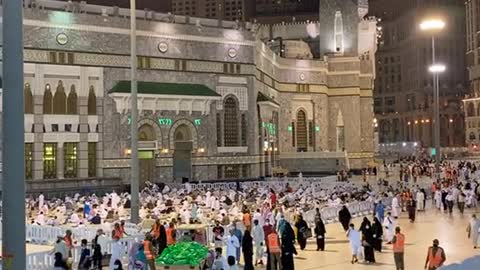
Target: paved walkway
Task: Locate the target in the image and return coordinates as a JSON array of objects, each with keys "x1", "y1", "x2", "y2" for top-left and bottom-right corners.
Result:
[{"x1": 293, "y1": 204, "x2": 479, "y2": 269}]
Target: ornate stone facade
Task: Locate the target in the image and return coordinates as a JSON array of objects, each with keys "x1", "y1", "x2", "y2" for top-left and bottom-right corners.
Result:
[{"x1": 0, "y1": 2, "x2": 376, "y2": 184}]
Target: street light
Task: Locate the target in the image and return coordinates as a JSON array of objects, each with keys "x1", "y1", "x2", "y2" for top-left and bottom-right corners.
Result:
[
  {"x1": 419, "y1": 19, "x2": 445, "y2": 31},
  {"x1": 421, "y1": 18, "x2": 445, "y2": 179},
  {"x1": 429, "y1": 64, "x2": 446, "y2": 73}
]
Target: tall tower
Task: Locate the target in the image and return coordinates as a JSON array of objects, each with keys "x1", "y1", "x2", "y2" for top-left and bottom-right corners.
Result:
[{"x1": 319, "y1": 0, "x2": 367, "y2": 56}]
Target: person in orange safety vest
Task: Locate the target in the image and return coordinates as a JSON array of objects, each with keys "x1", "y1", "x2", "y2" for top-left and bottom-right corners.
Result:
[
  {"x1": 391, "y1": 227, "x2": 405, "y2": 270},
  {"x1": 424, "y1": 239, "x2": 446, "y2": 270},
  {"x1": 143, "y1": 233, "x2": 157, "y2": 270},
  {"x1": 266, "y1": 231, "x2": 281, "y2": 270},
  {"x1": 166, "y1": 222, "x2": 176, "y2": 246},
  {"x1": 113, "y1": 222, "x2": 124, "y2": 239}
]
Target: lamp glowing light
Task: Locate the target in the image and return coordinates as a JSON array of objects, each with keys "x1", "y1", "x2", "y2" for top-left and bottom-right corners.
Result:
[
  {"x1": 420, "y1": 19, "x2": 445, "y2": 31},
  {"x1": 429, "y1": 64, "x2": 446, "y2": 73}
]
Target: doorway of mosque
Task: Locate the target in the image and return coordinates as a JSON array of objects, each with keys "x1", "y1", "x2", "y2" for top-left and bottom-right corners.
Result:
[{"x1": 173, "y1": 124, "x2": 192, "y2": 182}]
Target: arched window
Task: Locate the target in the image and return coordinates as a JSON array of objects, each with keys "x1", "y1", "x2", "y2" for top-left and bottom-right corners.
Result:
[
  {"x1": 139, "y1": 124, "x2": 156, "y2": 141},
  {"x1": 43, "y1": 84, "x2": 53, "y2": 114},
  {"x1": 24, "y1": 83, "x2": 33, "y2": 114},
  {"x1": 216, "y1": 113, "x2": 222, "y2": 147},
  {"x1": 241, "y1": 114, "x2": 247, "y2": 146},
  {"x1": 224, "y1": 96, "x2": 239, "y2": 146},
  {"x1": 296, "y1": 110, "x2": 307, "y2": 152},
  {"x1": 67, "y1": 85, "x2": 78, "y2": 114},
  {"x1": 470, "y1": 132, "x2": 476, "y2": 141},
  {"x1": 53, "y1": 80, "x2": 66, "y2": 114},
  {"x1": 174, "y1": 124, "x2": 192, "y2": 142},
  {"x1": 88, "y1": 86, "x2": 97, "y2": 115},
  {"x1": 468, "y1": 102, "x2": 475, "y2": 117}
]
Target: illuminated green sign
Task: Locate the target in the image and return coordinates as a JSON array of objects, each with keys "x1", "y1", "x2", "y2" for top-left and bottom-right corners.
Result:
[
  {"x1": 431, "y1": 148, "x2": 436, "y2": 156},
  {"x1": 194, "y1": 119, "x2": 201, "y2": 126},
  {"x1": 288, "y1": 125, "x2": 293, "y2": 132},
  {"x1": 262, "y1": 122, "x2": 276, "y2": 135},
  {"x1": 315, "y1": 126, "x2": 320, "y2": 132},
  {"x1": 158, "y1": 118, "x2": 172, "y2": 126}
]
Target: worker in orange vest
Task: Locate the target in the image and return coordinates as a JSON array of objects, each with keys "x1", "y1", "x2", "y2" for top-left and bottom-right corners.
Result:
[
  {"x1": 144, "y1": 233, "x2": 157, "y2": 270},
  {"x1": 391, "y1": 227, "x2": 405, "y2": 270},
  {"x1": 266, "y1": 231, "x2": 281, "y2": 270},
  {"x1": 151, "y1": 219, "x2": 161, "y2": 248},
  {"x1": 243, "y1": 210, "x2": 252, "y2": 232},
  {"x1": 113, "y1": 223, "x2": 124, "y2": 239},
  {"x1": 166, "y1": 222, "x2": 176, "y2": 246},
  {"x1": 424, "y1": 239, "x2": 446, "y2": 270},
  {"x1": 120, "y1": 220, "x2": 129, "y2": 237}
]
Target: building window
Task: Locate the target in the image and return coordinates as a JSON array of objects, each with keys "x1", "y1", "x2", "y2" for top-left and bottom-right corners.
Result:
[
  {"x1": 67, "y1": 85, "x2": 78, "y2": 114},
  {"x1": 242, "y1": 164, "x2": 249, "y2": 178},
  {"x1": 308, "y1": 121, "x2": 314, "y2": 147},
  {"x1": 241, "y1": 114, "x2": 247, "y2": 146},
  {"x1": 224, "y1": 165, "x2": 240, "y2": 179},
  {"x1": 224, "y1": 96, "x2": 239, "y2": 146},
  {"x1": 25, "y1": 143, "x2": 33, "y2": 180},
  {"x1": 43, "y1": 143, "x2": 57, "y2": 179},
  {"x1": 296, "y1": 110, "x2": 307, "y2": 152},
  {"x1": 470, "y1": 132, "x2": 476, "y2": 141},
  {"x1": 43, "y1": 84, "x2": 53, "y2": 114},
  {"x1": 24, "y1": 83, "x2": 33, "y2": 114},
  {"x1": 64, "y1": 142, "x2": 78, "y2": 178},
  {"x1": 216, "y1": 113, "x2": 222, "y2": 147},
  {"x1": 217, "y1": 165, "x2": 223, "y2": 179},
  {"x1": 65, "y1": 124, "x2": 72, "y2": 132},
  {"x1": 468, "y1": 102, "x2": 475, "y2": 117},
  {"x1": 385, "y1": 96, "x2": 396, "y2": 106},
  {"x1": 88, "y1": 86, "x2": 97, "y2": 115},
  {"x1": 53, "y1": 80, "x2": 67, "y2": 114},
  {"x1": 297, "y1": 84, "x2": 310, "y2": 92},
  {"x1": 52, "y1": 124, "x2": 59, "y2": 132},
  {"x1": 88, "y1": 142, "x2": 97, "y2": 177}
]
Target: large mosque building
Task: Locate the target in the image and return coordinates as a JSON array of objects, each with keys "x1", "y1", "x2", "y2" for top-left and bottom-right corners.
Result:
[{"x1": 0, "y1": 0, "x2": 377, "y2": 190}]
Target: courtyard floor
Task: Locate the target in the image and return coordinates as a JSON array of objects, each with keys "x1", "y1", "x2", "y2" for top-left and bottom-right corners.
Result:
[{"x1": 293, "y1": 203, "x2": 479, "y2": 269}]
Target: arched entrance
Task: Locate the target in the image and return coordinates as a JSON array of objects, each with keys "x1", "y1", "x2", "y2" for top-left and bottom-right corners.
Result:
[
  {"x1": 138, "y1": 124, "x2": 156, "y2": 184},
  {"x1": 173, "y1": 124, "x2": 193, "y2": 183}
]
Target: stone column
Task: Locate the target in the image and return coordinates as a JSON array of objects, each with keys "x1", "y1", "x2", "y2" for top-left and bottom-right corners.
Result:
[
  {"x1": 97, "y1": 96, "x2": 104, "y2": 177},
  {"x1": 78, "y1": 96, "x2": 89, "y2": 178},
  {"x1": 33, "y1": 64, "x2": 44, "y2": 180},
  {"x1": 33, "y1": 96, "x2": 44, "y2": 180}
]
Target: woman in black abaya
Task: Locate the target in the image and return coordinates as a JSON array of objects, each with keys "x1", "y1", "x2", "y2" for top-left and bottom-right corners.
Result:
[
  {"x1": 338, "y1": 205, "x2": 352, "y2": 231},
  {"x1": 314, "y1": 217, "x2": 326, "y2": 251},
  {"x1": 360, "y1": 218, "x2": 376, "y2": 264},
  {"x1": 281, "y1": 222, "x2": 297, "y2": 270},
  {"x1": 242, "y1": 230, "x2": 254, "y2": 270},
  {"x1": 371, "y1": 217, "x2": 383, "y2": 252}
]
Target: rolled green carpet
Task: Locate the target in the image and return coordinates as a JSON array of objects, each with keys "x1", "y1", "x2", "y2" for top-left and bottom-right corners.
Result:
[{"x1": 156, "y1": 241, "x2": 209, "y2": 266}]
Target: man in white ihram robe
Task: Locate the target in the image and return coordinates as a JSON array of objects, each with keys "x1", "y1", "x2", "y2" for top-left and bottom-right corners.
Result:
[
  {"x1": 416, "y1": 190, "x2": 425, "y2": 211},
  {"x1": 391, "y1": 195, "x2": 400, "y2": 218},
  {"x1": 38, "y1": 193, "x2": 45, "y2": 211},
  {"x1": 383, "y1": 212, "x2": 396, "y2": 243}
]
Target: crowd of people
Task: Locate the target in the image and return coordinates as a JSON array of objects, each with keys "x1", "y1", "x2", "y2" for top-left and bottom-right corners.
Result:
[
  {"x1": 38, "y1": 176, "x2": 386, "y2": 269},
  {"x1": 35, "y1": 158, "x2": 480, "y2": 269}
]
